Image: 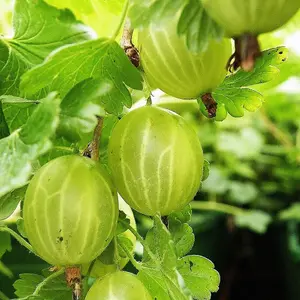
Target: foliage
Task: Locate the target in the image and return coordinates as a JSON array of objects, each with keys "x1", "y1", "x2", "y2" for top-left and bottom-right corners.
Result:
[{"x1": 0, "y1": 0, "x2": 300, "y2": 299}]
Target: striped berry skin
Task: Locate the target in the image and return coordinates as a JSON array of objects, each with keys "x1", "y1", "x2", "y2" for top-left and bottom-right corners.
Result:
[
  {"x1": 23, "y1": 155, "x2": 118, "y2": 266},
  {"x1": 138, "y1": 19, "x2": 231, "y2": 99},
  {"x1": 108, "y1": 106, "x2": 204, "y2": 216},
  {"x1": 85, "y1": 271, "x2": 152, "y2": 300},
  {"x1": 202, "y1": 0, "x2": 300, "y2": 36},
  {"x1": 81, "y1": 196, "x2": 136, "y2": 278}
]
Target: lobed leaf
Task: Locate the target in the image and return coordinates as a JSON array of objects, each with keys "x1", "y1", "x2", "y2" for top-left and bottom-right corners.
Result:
[
  {"x1": 178, "y1": 255, "x2": 220, "y2": 300},
  {"x1": 0, "y1": 93, "x2": 60, "y2": 198},
  {"x1": 235, "y1": 210, "x2": 272, "y2": 234},
  {"x1": 138, "y1": 216, "x2": 191, "y2": 300},
  {"x1": 0, "y1": 0, "x2": 92, "y2": 97},
  {"x1": 20, "y1": 38, "x2": 143, "y2": 116},
  {"x1": 128, "y1": 0, "x2": 186, "y2": 29},
  {"x1": 199, "y1": 47, "x2": 288, "y2": 121},
  {"x1": 279, "y1": 203, "x2": 300, "y2": 221},
  {"x1": 13, "y1": 272, "x2": 72, "y2": 300},
  {"x1": 0, "y1": 185, "x2": 26, "y2": 220},
  {"x1": 177, "y1": 0, "x2": 223, "y2": 53},
  {"x1": 169, "y1": 206, "x2": 195, "y2": 258}
]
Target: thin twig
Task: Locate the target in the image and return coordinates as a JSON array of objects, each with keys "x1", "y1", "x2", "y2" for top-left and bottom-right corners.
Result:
[
  {"x1": 120, "y1": 18, "x2": 140, "y2": 67},
  {"x1": 260, "y1": 109, "x2": 293, "y2": 149},
  {"x1": 83, "y1": 117, "x2": 104, "y2": 161},
  {"x1": 191, "y1": 201, "x2": 246, "y2": 216}
]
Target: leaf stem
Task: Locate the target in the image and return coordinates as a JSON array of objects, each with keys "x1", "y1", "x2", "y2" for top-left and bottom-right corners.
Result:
[
  {"x1": 191, "y1": 201, "x2": 246, "y2": 216},
  {"x1": 32, "y1": 268, "x2": 65, "y2": 296},
  {"x1": 118, "y1": 219, "x2": 156, "y2": 261},
  {"x1": 111, "y1": 0, "x2": 129, "y2": 40},
  {"x1": 0, "y1": 290, "x2": 9, "y2": 300},
  {"x1": 0, "y1": 226, "x2": 35, "y2": 254},
  {"x1": 117, "y1": 239, "x2": 141, "y2": 270}
]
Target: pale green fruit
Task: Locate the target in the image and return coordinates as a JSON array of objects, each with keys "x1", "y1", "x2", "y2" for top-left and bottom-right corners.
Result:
[
  {"x1": 24, "y1": 155, "x2": 118, "y2": 266},
  {"x1": 85, "y1": 271, "x2": 152, "y2": 300},
  {"x1": 202, "y1": 0, "x2": 300, "y2": 36},
  {"x1": 81, "y1": 195, "x2": 136, "y2": 278},
  {"x1": 108, "y1": 106, "x2": 204, "y2": 216},
  {"x1": 138, "y1": 18, "x2": 231, "y2": 99}
]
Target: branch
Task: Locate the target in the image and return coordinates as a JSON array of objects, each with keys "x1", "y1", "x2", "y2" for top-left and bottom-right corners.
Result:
[
  {"x1": 260, "y1": 108, "x2": 293, "y2": 149},
  {"x1": 120, "y1": 18, "x2": 140, "y2": 67},
  {"x1": 83, "y1": 116, "x2": 104, "y2": 161},
  {"x1": 191, "y1": 201, "x2": 246, "y2": 216}
]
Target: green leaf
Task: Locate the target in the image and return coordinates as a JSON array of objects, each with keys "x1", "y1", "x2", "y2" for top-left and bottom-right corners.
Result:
[
  {"x1": 202, "y1": 160, "x2": 210, "y2": 182},
  {"x1": 235, "y1": 210, "x2": 272, "y2": 234},
  {"x1": 116, "y1": 211, "x2": 130, "y2": 235},
  {"x1": 199, "y1": 47, "x2": 288, "y2": 121},
  {"x1": 0, "y1": 232, "x2": 11, "y2": 258},
  {"x1": 222, "y1": 47, "x2": 288, "y2": 88},
  {"x1": 99, "y1": 115, "x2": 119, "y2": 166},
  {"x1": 279, "y1": 203, "x2": 300, "y2": 221},
  {"x1": 128, "y1": 0, "x2": 187, "y2": 29},
  {"x1": 213, "y1": 88, "x2": 264, "y2": 120},
  {"x1": 17, "y1": 218, "x2": 27, "y2": 238},
  {"x1": 0, "y1": 102, "x2": 9, "y2": 138},
  {"x1": 228, "y1": 181, "x2": 258, "y2": 205},
  {"x1": 13, "y1": 272, "x2": 72, "y2": 300},
  {"x1": 177, "y1": 0, "x2": 223, "y2": 53},
  {"x1": 38, "y1": 137, "x2": 78, "y2": 166},
  {"x1": 0, "y1": 0, "x2": 92, "y2": 97},
  {"x1": 0, "y1": 92, "x2": 60, "y2": 198},
  {"x1": 138, "y1": 216, "x2": 191, "y2": 300},
  {"x1": 21, "y1": 38, "x2": 143, "y2": 115},
  {"x1": 0, "y1": 185, "x2": 27, "y2": 220},
  {"x1": 117, "y1": 235, "x2": 134, "y2": 258},
  {"x1": 45, "y1": 0, "x2": 125, "y2": 15},
  {"x1": 177, "y1": 255, "x2": 220, "y2": 300},
  {"x1": 169, "y1": 206, "x2": 195, "y2": 257},
  {"x1": 57, "y1": 78, "x2": 111, "y2": 142},
  {"x1": 1, "y1": 96, "x2": 39, "y2": 133}
]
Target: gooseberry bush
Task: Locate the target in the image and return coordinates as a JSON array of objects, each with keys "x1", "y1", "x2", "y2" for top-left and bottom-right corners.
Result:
[{"x1": 0, "y1": 0, "x2": 298, "y2": 299}]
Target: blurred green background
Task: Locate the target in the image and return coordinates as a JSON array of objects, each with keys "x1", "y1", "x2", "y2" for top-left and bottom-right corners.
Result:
[{"x1": 1, "y1": 1, "x2": 300, "y2": 299}]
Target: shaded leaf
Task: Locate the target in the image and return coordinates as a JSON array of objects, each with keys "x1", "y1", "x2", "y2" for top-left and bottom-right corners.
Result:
[
  {"x1": 0, "y1": 185, "x2": 26, "y2": 220},
  {"x1": 0, "y1": 232, "x2": 11, "y2": 258},
  {"x1": 235, "y1": 210, "x2": 272, "y2": 234},
  {"x1": 57, "y1": 78, "x2": 111, "y2": 142},
  {"x1": 279, "y1": 203, "x2": 300, "y2": 221},
  {"x1": 177, "y1": 0, "x2": 223, "y2": 53},
  {"x1": 0, "y1": 93, "x2": 60, "y2": 198},
  {"x1": 128, "y1": 0, "x2": 186, "y2": 29}
]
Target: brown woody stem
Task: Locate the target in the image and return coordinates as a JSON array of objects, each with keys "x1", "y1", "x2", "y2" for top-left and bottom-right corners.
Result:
[
  {"x1": 201, "y1": 93, "x2": 218, "y2": 118},
  {"x1": 121, "y1": 18, "x2": 140, "y2": 67},
  {"x1": 227, "y1": 34, "x2": 261, "y2": 72},
  {"x1": 65, "y1": 267, "x2": 81, "y2": 300},
  {"x1": 83, "y1": 116, "x2": 104, "y2": 161}
]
